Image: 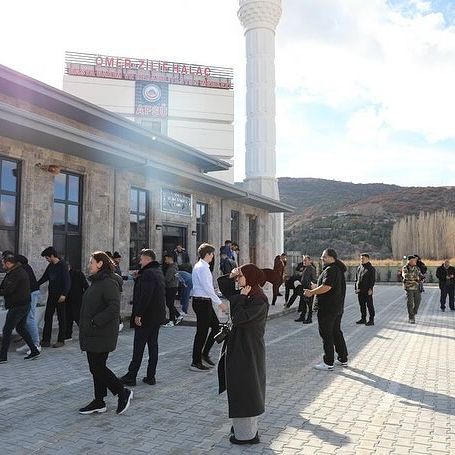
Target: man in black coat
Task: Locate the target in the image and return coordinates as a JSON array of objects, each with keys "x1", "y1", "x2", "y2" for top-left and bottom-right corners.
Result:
[
  {"x1": 37, "y1": 246, "x2": 71, "y2": 348},
  {"x1": 285, "y1": 260, "x2": 304, "y2": 303},
  {"x1": 0, "y1": 254, "x2": 41, "y2": 362},
  {"x1": 355, "y1": 253, "x2": 376, "y2": 325},
  {"x1": 65, "y1": 264, "x2": 89, "y2": 340},
  {"x1": 436, "y1": 260, "x2": 455, "y2": 311},
  {"x1": 120, "y1": 249, "x2": 166, "y2": 386}
]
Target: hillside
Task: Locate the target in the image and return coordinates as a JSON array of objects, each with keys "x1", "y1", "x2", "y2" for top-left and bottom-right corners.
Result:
[{"x1": 278, "y1": 178, "x2": 455, "y2": 259}]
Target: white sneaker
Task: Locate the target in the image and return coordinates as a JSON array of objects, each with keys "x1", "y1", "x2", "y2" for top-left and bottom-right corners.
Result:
[
  {"x1": 163, "y1": 321, "x2": 175, "y2": 328},
  {"x1": 335, "y1": 359, "x2": 348, "y2": 367},
  {"x1": 119, "y1": 322, "x2": 124, "y2": 332},
  {"x1": 16, "y1": 344, "x2": 29, "y2": 353},
  {"x1": 18, "y1": 345, "x2": 42, "y2": 356},
  {"x1": 313, "y1": 362, "x2": 334, "y2": 371}
]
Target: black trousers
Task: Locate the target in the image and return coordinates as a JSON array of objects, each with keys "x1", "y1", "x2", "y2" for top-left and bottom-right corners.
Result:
[
  {"x1": 298, "y1": 295, "x2": 313, "y2": 321},
  {"x1": 86, "y1": 351, "x2": 124, "y2": 400},
  {"x1": 128, "y1": 325, "x2": 160, "y2": 379},
  {"x1": 287, "y1": 284, "x2": 302, "y2": 308},
  {"x1": 165, "y1": 287, "x2": 179, "y2": 322},
  {"x1": 440, "y1": 286, "x2": 455, "y2": 309},
  {"x1": 285, "y1": 274, "x2": 301, "y2": 301},
  {"x1": 42, "y1": 293, "x2": 66, "y2": 343},
  {"x1": 192, "y1": 298, "x2": 220, "y2": 364},
  {"x1": 358, "y1": 292, "x2": 375, "y2": 320},
  {"x1": 317, "y1": 310, "x2": 348, "y2": 366},
  {"x1": 0, "y1": 304, "x2": 37, "y2": 359},
  {"x1": 65, "y1": 300, "x2": 81, "y2": 339}
]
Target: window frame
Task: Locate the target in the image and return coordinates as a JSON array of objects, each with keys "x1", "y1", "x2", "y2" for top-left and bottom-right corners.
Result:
[
  {"x1": 129, "y1": 187, "x2": 149, "y2": 268},
  {"x1": 0, "y1": 156, "x2": 20, "y2": 253},
  {"x1": 196, "y1": 201, "x2": 209, "y2": 247}
]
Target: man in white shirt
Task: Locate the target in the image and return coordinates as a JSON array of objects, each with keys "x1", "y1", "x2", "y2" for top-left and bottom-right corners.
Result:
[{"x1": 191, "y1": 243, "x2": 228, "y2": 372}]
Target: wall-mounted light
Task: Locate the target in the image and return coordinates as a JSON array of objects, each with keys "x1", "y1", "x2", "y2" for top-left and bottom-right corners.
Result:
[
  {"x1": 191, "y1": 230, "x2": 197, "y2": 236},
  {"x1": 155, "y1": 224, "x2": 163, "y2": 231},
  {"x1": 35, "y1": 163, "x2": 61, "y2": 175}
]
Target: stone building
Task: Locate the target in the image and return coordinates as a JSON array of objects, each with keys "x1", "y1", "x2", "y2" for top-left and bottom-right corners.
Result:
[{"x1": 0, "y1": 64, "x2": 292, "y2": 294}]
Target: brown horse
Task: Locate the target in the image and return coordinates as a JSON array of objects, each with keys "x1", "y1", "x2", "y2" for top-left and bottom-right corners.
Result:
[{"x1": 262, "y1": 255, "x2": 285, "y2": 306}]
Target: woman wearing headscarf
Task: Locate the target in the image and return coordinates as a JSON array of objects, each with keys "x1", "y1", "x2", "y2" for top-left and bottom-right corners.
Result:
[{"x1": 217, "y1": 264, "x2": 269, "y2": 445}]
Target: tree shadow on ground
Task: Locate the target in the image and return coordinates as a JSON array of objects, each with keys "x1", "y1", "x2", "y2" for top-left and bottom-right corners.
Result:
[
  {"x1": 338, "y1": 367, "x2": 455, "y2": 416},
  {"x1": 387, "y1": 326, "x2": 455, "y2": 342}
]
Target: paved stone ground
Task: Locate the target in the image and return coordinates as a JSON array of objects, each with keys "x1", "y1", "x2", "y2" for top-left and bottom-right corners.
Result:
[{"x1": 1, "y1": 285, "x2": 454, "y2": 455}]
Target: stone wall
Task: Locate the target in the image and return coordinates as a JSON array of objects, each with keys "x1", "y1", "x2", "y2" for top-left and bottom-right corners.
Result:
[{"x1": 0, "y1": 135, "x2": 274, "y2": 315}]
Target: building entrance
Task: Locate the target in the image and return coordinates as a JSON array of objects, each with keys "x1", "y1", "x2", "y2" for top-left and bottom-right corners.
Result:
[{"x1": 162, "y1": 225, "x2": 187, "y2": 259}]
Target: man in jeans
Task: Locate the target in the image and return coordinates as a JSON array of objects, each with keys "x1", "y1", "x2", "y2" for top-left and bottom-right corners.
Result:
[
  {"x1": 0, "y1": 254, "x2": 41, "y2": 363},
  {"x1": 402, "y1": 255, "x2": 421, "y2": 324},
  {"x1": 191, "y1": 243, "x2": 228, "y2": 372},
  {"x1": 37, "y1": 247, "x2": 71, "y2": 348},
  {"x1": 15, "y1": 255, "x2": 42, "y2": 354},
  {"x1": 120, "y1": 249, "x2": 166, "y2": 387}
]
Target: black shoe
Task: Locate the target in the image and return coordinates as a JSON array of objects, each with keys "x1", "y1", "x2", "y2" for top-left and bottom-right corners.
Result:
[
  {"x1": 79, "y1": 399, "x2": 107, "y2": 414},
  {"x1": 450, "y1": 308, "x2": 455, "y2": 311},
  {"x1": 356, "y1": 319, "x2": 366, "y2": 324},
  {"x1": 142, "y1": 377, "x2": 156, "y2": 385},
  {"x1": 120, "y1": 374, "x2": 136, "y2": 387},
  {"x1": 302, "y1": 319, "x2": 312, "y2": 324},
  {"x1": 365, "y1": 320, "x2": 374, "y2": 326},
  {"x1": 116, "y1": 388, "x2": 133, "y2": 415},
  {"x1": 0, "y1": 358, "x2": 7, "y2": 364},
  {"x1": 41, "y1": 341, "x2": 51, "y2": 348},
  {"x1": 230, "y1": 426, "x2": 234, "y2": 435},
  {"x1": 24, "y1": 351, "x2": 41, "y2": 361},
  {"x1": 441, "y1": 307, "x2": 446, "y2": 312},
  {"x1": 202, "y1": 355, "x2": 215, "y2": 367},
  {"x1": 295, "y1": 316, "x2": 304, "y2": 322},
  {"x1": 189, "y1": 362, "x2": 210, "y2": 372},
  {"x1": 229, "y1": 432, "x2": 260, "y2": 445},
  {"x1": 277, "y1": 292, "x2": 283, "y2": 296}
]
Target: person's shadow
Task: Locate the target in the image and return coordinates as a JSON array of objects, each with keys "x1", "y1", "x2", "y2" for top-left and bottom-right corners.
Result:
[{"x1": 338, "y1": 367, "x2": 455, "y2": 416}]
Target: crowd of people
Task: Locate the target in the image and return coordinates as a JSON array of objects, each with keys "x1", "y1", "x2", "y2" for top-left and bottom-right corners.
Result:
[{"x1": 0, "y1": 240, "x2": 452, "y2": 445}]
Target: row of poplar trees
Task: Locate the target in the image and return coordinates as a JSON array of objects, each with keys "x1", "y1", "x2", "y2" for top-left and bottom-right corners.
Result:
[{"x1": 391, "y1": 210, "x2": 455, "y2": 260}]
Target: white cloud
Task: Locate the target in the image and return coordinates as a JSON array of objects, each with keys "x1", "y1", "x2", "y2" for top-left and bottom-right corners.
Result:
[{"x1": 277, "y1": 0, "x2": 455, "y2": 143}]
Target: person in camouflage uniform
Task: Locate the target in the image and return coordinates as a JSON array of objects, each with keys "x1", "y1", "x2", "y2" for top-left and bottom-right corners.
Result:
[{"x1": 402, "y1": 255, "x2": 421, "y2": 324}]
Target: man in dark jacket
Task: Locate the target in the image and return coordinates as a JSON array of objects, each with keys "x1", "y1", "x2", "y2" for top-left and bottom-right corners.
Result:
[
  {"x1": 14, "y1": 254, "x2": 41, "y2": 353},
  {"x1": 37, "y1": 247, "x2": 71, "y2": 348},
  {"x1": 292, "y1": 256, "x2": 317, "y2": 324},
  {"x1": 173, "y1": 245, "x2": 191, "y2": 271},
  {"x1": 220, "y1": 253, "x2": 236, "y2": 276},
  {"x1": 304, "y1": 249, "x2": 348, "y2": 371},
  {"x1": 436, "y1": 260, "x2": 455, "y2": 311},
  {"x1": 120, "y1": 249, "x2": 166, "y2": 386},
  {"x1": 65, "y1": 264, "x2": 89, "y2": 340},
  {"x1": 355, "y1": 253, "x2": 376, "y2": 326},
  {"x1": 285, "y1": 259, "x2": 304, "y2": 303},
  {"x1": 0, "y1": 254, "x2": 41, "y2": 362},
  {"x1": 163, "y1": 254, "x2": 181, "y2": 327}
]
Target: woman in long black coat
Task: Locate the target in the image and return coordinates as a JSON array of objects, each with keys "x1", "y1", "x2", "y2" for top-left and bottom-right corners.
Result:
[
  {"x1": 217, "y1": 264, "x2": 269, "y2": 445},
  {"x1": 78, "y1": 251, "x2": 133, "y2": 416}
]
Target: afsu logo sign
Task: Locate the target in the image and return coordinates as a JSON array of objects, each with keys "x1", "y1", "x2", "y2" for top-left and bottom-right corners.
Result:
[{"x1": 142, "y1": 84, "x2": 161, "y2": 103}]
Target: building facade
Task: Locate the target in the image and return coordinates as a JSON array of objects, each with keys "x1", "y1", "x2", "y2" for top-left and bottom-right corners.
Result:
[
  {"x1": 62, "y1": 52, "x2": 235, "y2": 182},
  {"x1": 0, "y1": 64, "x2": 292, "y2": 292}
]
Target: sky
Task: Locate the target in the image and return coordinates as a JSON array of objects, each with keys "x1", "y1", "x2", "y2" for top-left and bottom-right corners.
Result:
[{"x1": 1, "y1": 0, "x2": 455, "y2": 187}]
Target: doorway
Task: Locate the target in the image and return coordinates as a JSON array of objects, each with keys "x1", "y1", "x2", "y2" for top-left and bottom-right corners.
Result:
[{"x1": 162, "y1": 224, "x2": 187, "y2": 259}]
